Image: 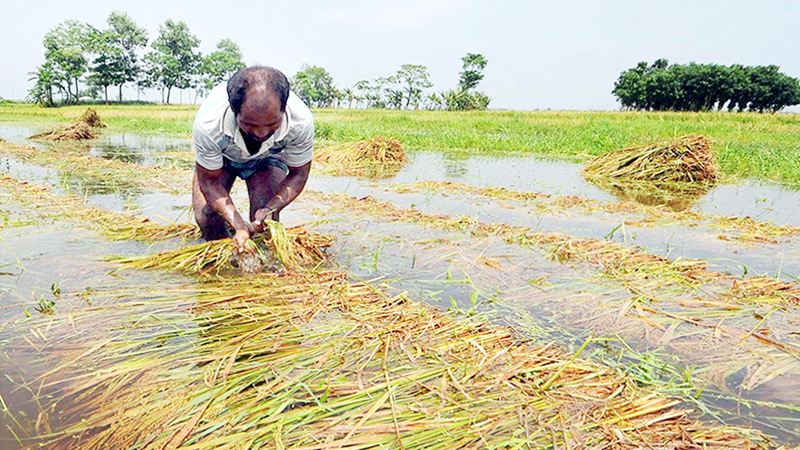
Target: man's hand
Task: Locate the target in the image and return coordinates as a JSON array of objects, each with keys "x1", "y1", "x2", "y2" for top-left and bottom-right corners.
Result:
[
  {"x1": 232, "y1": 223, "x2": 255, "y2": 253},
  {"x1": 252, "y1": 206, "x2": 277, "y2": 234}
]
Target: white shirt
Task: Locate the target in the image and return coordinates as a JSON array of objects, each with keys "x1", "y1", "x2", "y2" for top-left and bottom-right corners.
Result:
[{"x1": 193, "y1": 84, "x2": 314, "y2": 170}]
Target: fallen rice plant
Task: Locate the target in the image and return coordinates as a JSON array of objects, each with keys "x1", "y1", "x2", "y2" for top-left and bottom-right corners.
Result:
[
  {"x1": 713, "y1": 216, "x2": 800, "y2": 244},
  {"x1": 110, "y1": 222, "x2": 334, "y2": 274},
  {"x1": 0, "y1": 140, "x2": 189, "y2": 194},
  {"x1": 4, "y1": 140, "x2": 800, "y2": 436},
  {"x1": 79, "y1": 108, "x2": 106, "y2": 128},
  {"x1": 28, "y1": 121, "x2": 96, "y2": 141},
  {"x1": 303, "y1": 189, "x2": 800, "y2": 306},
  {"x1": 0, "y1": 174, "x2": 197, "y2": 242},
  {"x1": 10, "y1": 271, "x2": 769, "y2": 449},
  {"x1": 384, "y1": 180, "x2": 800, "y2": 244},
  {"x1": 8, "y1": 136, "x2": 795, "y2": 245}
]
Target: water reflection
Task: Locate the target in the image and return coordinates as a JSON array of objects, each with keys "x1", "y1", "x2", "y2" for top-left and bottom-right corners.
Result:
[
  {"x1": 90, "y1": 132, "x2": 190, "y2": 167},
  {"x1": 585, "y1": 177, "x2": 712, "y2": 211}
]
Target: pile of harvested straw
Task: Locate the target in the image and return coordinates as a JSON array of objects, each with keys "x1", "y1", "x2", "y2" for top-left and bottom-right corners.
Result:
[
  {"x1": 29, "y1": 121, "x2": 96, "y2": 141},
  {"x1": 79, "y1": 107, "x2": 106, "y2": 128},
  {"x1": 315, "y1": 135, "x2": 405, "y2": 164},
  {"x1": 315, "y1": 135, "x2": 406, "y2": 179},
  {"x1": 29, "y1": 107, "x2": 106, "y2": 140},
  {"x1": 583, "y1": 134, "x2": 720, "y2": 185}
]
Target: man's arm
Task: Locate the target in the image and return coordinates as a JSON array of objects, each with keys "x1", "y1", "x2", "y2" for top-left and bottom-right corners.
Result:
[
  {"x1": 196, "y1": 163, "x2": 253, "y2": 249},
  {"x1": 252, "y1": 161, "x2": 311, "y2": 230}
]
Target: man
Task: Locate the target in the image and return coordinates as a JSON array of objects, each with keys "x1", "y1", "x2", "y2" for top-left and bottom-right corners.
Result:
[{"x1": 192, "y1": 66, "x2": 314, "y2": 252}]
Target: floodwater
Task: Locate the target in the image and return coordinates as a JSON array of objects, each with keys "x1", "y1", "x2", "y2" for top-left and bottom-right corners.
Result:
[{"x1": 2, "y1": 128, "x2": 800, "y2": 446}]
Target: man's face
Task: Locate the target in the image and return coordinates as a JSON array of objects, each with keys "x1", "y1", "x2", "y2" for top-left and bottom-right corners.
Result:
[{"x1": 236, "y1": 94, "x2": 283, "y2": 147}]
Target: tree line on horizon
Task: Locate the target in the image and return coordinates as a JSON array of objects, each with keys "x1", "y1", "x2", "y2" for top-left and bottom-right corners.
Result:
[
  {"x1": 613, "y1": 59, "x2": 800, "y2": 113},
  {"x1": 290, "y1": 54, "x2": 489, "y2": 111},
  {"x1": 27, "y1": 12, "x2": 491, "y2": 111},
  {"x1": 27, "y1": 14, "x2": 800, "y2": 113},
  {"x1": 28, "y1": 12, "x2": 245, "y2": 106}
]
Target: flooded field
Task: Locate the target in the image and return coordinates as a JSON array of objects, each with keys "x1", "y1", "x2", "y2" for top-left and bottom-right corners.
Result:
[{"x1": 1, "y1": 126, "x2": 799, "y2": 448}]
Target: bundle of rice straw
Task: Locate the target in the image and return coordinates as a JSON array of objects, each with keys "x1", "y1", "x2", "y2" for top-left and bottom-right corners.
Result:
[
  {"x1": 583, "y1": 134, "x2": 719, "y2": 185},
  {"x1": 315, "y1": 135, "x2": 405, "y2": 164},
  {"x1": 79, "y1": 107, "x2": 106, "y2": 128},
  {"x1": 29, "y1": 108, "x2": 106, "y2": 140},
  {"x1": 111, "y1": 223, "x2": 334, "y2": 275},
  {"x1": 29, "y1": 121, "x2": 96, "y2": 141}
]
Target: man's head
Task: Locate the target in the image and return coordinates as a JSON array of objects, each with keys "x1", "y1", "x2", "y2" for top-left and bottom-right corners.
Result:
[{"x1": 227, "y1": 66, "x2": 290, "y2": 144}]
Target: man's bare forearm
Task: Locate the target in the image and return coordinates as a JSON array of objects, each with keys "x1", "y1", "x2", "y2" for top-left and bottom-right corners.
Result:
[
  {"x1": 266, "y1": 162, "x2": 311, "y2": 212},
  {"x1": 197, "y1": 165, "x2": 249, "y2": 233}
]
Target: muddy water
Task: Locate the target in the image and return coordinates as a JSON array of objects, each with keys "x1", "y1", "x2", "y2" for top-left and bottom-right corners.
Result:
[{"x1": 2, "y1": 128, "x2": 800, "y2": 446}]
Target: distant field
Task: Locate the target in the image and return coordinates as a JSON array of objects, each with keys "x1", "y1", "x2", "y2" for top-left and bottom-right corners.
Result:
[{"x1": 2, "y1": 103, "x2": 799, "y2": 186}]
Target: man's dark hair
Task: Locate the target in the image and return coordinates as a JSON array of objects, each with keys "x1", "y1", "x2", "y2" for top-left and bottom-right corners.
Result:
[{"x1": 227, "y1": 66, "x2": 290, "y2": 114}]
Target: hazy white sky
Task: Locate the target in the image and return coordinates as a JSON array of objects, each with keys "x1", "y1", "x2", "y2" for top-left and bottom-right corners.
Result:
[{"x1": 1, "y1": 0, "x2": 798, "y2": 111}]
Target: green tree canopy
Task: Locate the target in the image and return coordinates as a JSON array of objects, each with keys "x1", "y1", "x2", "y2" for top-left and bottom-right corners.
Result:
[
  {"x1": 391, "y1": 64, "x2": 433, "y2": 109},
  {"x1": 28, "y1": 61, "x2": 66, "y2": 106},
  {"x1": 613, "y1": 60, "x2": 800, "y2": 112},
  {"x1": 86, "y1": 34, "x2": 125, "y2": 102},
  {"x1": 458, "y1": 53, "x2": 488, "y2": 91},
  {"x1": 43, "y1": 20, "x2": 99, "y2": 102},
  {"x1": 199, "y1": 39, "x2": 246, "y2": 95},
  {"x1": 439, "y1": 52, "x2": 490, "y2": 111},
  {"x1": 103, "y1": 11, "x2": 148, "y2": 101},
  {"x1": 145, "y1": 19, "x2": 201, "y2": 104},
  {"x1": 291, "y1": 65, "x2": 338, "y2": 108}
]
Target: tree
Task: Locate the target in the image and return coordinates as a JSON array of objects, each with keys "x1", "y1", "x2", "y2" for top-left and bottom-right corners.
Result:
[
  {"x1": 199, "y1": 39, "x2": 245, "y2": 96},
  {"x1": 87, "y1": 26, "x2": 128, "y2": 103},
  {"x1": 43, "y1": 20, "x2": 99, "y2": 103},
  {"x1": 28, "y1": 62, "x2": 66, "y2": 106},
  {"x1": 392, "y1": 64, "x2": 433, "y2": 109},
  {"x1": 341, "y1": 87, "x2": 354, "y2": 109},
  {"x1": 104, "y1": 11, "x2": 148, "y2": 101},
  {"x1": 441, "y1": 89, "x2": 489, "y2": 111},
  {"x1": 441, "y1": 53, "x2": 491, "y2": 111},
  {"x1": 612, "y1": 60, "x2": 800, "y2": 112},
  {"x1": 458, "y1": 53, "x2": 488, "y2": 91},
  {"x1": 350, "y1": 81, "x2": 370, "y2": 108},
  {"x1": 291, "y1": 65, "x2": 338, "y2": 108},
  {"x1": 144, "y1": 19, "x2": 201, "y2": 104}
]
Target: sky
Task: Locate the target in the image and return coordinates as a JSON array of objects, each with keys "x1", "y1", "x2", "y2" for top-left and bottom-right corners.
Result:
[{"x1": 1, "y1": 0, "x2": 799, "y2": 111}]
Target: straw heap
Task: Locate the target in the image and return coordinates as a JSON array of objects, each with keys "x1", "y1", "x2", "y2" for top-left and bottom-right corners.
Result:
[
  {"x1": 29, "y1": 108, "x2": 105, "y2": 140},
  {"x1": 315, "y1": 135, "x2": 405, "y2": 164},
  {"x1": 315, "y1": 135, "x2": 406, "y2": 178},
  {"x1": 79, "y1": 107, "x2": 106, "y2": 128},
  {"x1": 29, "y1": 121, "x2": 96, "y2": 141},
  {"x1": 583, "y1": 134, "x2": 720, "y2": 185}
]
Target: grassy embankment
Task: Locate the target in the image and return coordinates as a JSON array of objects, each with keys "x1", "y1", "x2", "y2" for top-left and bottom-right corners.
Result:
[{"x1": 1, "y1": 103, "x2": 799, "y2": 186}]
